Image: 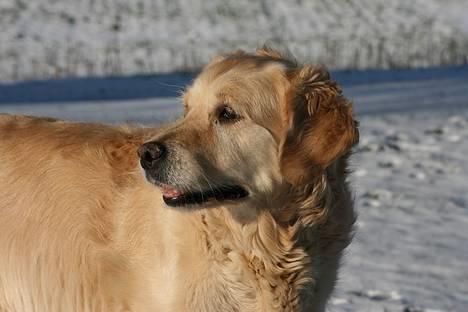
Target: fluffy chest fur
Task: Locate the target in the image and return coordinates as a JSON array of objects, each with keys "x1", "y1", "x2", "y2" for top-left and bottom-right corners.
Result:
[
  {"x1": 148, "y1": 213, "x2": 308, "y2": 311},
  {"x1": 140, "y1": 171, "x2": 354, "y2": 312}
]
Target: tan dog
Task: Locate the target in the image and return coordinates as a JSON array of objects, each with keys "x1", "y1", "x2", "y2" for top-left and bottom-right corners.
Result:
[{"x1": 0, "y1": 48, "x2": 359, "y2": 312}]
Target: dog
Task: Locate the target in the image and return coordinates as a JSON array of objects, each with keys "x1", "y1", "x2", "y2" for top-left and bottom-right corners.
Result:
[{"x1": 0, "y1": 48, "x2": 359, "y2": 311}]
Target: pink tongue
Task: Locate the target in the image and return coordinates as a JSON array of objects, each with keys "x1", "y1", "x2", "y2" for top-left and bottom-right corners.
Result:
[{"x1": 162, "y1": 186, "x2": 182, "y2": 198}]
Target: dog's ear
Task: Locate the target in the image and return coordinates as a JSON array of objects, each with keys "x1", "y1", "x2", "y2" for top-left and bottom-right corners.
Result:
[{"x1": 280, "y1": 65, "x2": 359, "y2": 185}]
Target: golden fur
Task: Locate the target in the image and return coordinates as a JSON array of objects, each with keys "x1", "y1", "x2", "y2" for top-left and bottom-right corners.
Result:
[{"x1": 0, "y1": 48, "x2": 359, "y2": 311}]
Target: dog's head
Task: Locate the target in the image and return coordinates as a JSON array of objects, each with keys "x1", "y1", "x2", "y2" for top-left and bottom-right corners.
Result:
[{"x1": 138, "y1": 48, "x2": 359, "y2": 211}]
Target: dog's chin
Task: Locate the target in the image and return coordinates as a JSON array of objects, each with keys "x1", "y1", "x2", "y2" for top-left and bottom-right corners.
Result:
[{"x1": 150, "y1": 180, "x2": 249, "y2": 208}]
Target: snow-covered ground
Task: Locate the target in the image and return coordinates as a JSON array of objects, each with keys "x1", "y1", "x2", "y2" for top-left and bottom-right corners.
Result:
[
  {"x1": 336, "y1": 113, "x2": 468, "y2": 312},
  {"x1": 1, "y1": 0, "x2": 468, "y2": 81},
  {"x1": 0, "y1": 67, "x2": 467, "y2": 311}
]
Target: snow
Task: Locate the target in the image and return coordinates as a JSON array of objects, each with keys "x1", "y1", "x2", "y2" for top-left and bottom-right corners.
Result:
[
  {"x1": 336, "y1": 110, "x2": 468, "y2": 312},
  {"x1": 1, "y1": 0, "x2": 468, "y2": 81},
  {"x1": 1, "y1": 66, "x2": 467, "y2": 311}
]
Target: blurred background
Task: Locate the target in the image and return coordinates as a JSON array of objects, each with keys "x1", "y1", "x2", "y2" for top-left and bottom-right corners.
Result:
[
  {"x1": 1, "y1": 0, "x2": 468, "y2": 80},
  {"x1": 1, "y1": 1, "x2": 467, "y2": 311}
]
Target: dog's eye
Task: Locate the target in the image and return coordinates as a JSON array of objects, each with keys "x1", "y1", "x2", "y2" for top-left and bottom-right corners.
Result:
[{"x1": 218, "y1": 106, "x2": 239, "y2": 123}]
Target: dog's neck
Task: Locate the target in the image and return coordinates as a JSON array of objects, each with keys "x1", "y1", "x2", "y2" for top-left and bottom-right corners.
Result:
[{"x1": 192, "y1": 177, "x2": 329, "y2": 311}]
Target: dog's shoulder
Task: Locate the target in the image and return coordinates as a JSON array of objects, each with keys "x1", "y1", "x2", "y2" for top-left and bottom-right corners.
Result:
[
  {"x1": 0, "y1": 113, "x2": 143, "y2": 144},
  {"x1": 0, "y1": 113, "x2": 59, "y2": 131},
  {"x1": 0, "y1": 114, "x2": 152, "y2": 184}
]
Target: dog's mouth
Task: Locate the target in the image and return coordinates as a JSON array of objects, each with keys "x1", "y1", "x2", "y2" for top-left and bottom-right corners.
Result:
[{"x1": 155, "y1": 182, "x2": 249, "y2": 207}]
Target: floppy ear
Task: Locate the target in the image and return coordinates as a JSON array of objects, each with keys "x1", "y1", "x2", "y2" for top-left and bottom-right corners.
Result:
[{"x1": 280, "y1": 65, "x2": 359, "y2": 185}]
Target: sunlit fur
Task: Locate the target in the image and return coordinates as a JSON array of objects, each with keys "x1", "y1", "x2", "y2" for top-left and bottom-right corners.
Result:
[{"x1": 0, "y1": 48, "x2": 359, "y2": 311}]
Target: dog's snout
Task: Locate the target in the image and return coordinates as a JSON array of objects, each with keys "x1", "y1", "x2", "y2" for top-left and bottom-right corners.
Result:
[{"x1": 138, "y1": 141, "x2": 166, "y2": 170}]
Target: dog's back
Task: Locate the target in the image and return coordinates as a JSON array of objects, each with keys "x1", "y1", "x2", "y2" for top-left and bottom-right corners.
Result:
[{"x1": 0, "y1": 115, "x2": 147, "y2": 311}]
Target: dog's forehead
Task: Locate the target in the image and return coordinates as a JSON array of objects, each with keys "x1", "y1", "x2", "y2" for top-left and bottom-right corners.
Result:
[{"x1": 186, "y1": 61, "x2": 287, "y2": 110}]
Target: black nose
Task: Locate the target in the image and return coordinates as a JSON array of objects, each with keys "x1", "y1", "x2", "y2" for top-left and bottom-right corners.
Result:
[{"x1": 138, "y1": 141, "x2": 166, "y2": 170}]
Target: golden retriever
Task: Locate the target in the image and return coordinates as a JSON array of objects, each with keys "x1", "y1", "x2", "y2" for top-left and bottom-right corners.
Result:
[{"x1": 0, "y1": 48, "x2": 359, "y2": 312}]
